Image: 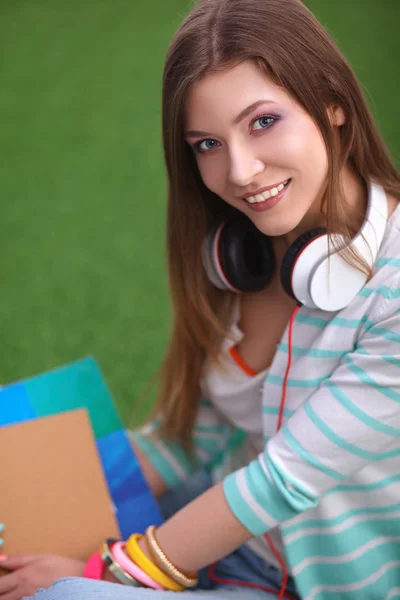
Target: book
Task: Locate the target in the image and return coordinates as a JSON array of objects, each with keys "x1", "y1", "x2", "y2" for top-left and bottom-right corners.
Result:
[{"x1": 0, "y1": 357, "x2": 163, "y2": 559}]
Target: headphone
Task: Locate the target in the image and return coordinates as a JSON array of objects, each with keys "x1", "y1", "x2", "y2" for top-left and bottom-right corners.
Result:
[{"x1": 202, "y1": 182, "x2": 388, "y2": 312}]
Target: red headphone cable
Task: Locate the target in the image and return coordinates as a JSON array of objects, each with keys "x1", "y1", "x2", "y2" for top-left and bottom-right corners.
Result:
[
  {"x1": 208, "y1": 304, "x2": 300, "y2": 598},
  {"x1": 278, "y1": 304, "x2": 300, "y2": 430}
]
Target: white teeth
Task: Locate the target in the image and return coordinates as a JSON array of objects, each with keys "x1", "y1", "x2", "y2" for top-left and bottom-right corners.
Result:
[
  {"x1": 261, "y1": 189, "x2": 271, "y2": 200},
  {"x1": 245, "y1": 180, "x2": 289, "y2": 203}
]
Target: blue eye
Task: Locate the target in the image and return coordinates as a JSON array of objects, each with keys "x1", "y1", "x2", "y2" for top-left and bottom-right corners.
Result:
[
  {"x1": 195, "y1": 139, "x2": 220, "y2": 153},
  {"x1": 252, "y1": 115, "x2": 275, "y2": 131},
  {"x1": 192, "y1": 114, "x2": 277, "y2": 154}
]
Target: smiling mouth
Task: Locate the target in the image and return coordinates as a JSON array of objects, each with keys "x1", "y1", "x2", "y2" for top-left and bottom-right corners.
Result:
[{"x1": 244, "y1": 179, "x2": 291, "y2": 204}]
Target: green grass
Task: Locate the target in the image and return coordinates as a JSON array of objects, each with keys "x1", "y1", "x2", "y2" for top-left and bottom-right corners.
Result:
[{"x1": 0, "y1": 1, "x2": 398, "y2": 426}]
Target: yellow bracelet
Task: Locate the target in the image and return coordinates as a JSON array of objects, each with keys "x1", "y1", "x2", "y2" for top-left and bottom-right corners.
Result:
[
  {"x1": 126, "y1": 534, "x2": 184, "y2": 592},
  {"x1": 145, "y1": 525, "x2": 198, "y2": 588}
]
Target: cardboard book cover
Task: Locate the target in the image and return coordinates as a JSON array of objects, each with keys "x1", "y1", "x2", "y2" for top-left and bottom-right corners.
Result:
[{"x1": 0, "y1": 357, "x2": 163, "y2": 561}]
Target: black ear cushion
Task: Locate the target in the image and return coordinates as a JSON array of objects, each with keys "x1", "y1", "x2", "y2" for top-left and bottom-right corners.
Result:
[
  {"x1": 280, "y1": 227, "x2": 327, "y2": 300},
  {"x1": 218, "y1": 216, "x2": 275, "y2": 292}
]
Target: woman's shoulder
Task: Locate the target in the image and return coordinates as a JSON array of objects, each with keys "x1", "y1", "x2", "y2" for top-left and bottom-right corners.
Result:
[
  {"x1": 376, "y1": 195, "x2": 400, "y2": 264},
  {"x1": 353, "y1": 195, "x2": 400, "y2": 321},
  {"x1": 386, "y1": 194, "x2": 400, "y2": 230}
]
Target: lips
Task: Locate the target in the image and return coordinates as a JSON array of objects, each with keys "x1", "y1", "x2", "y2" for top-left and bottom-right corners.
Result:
[
  {"x1": 243, "y1": 179, "x2": 291, "y2": 204},
  {"x1": 243, "y1": 178, "x2": 291, "y2": 212}
]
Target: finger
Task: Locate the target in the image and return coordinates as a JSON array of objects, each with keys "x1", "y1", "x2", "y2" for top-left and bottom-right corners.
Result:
[
  {"x1": 0, "y1": 523, "x2": 4, "y2": 532},
  {"x1": 0, "y1": 570, "x2": 18, "y2": 595},
  {"x1": 0, "y1": 555, "x2": 37, "y2": 571},
  {"x1": 0, "y1": 591, "x2": 20, "y2": 600}
]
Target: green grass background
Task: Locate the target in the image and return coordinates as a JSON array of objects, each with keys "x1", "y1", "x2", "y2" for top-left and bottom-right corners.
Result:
[{"x1": 0, "y1": 1, "x2": 398, "y2": 426}]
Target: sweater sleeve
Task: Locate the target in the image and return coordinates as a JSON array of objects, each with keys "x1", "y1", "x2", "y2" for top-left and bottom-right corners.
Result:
[
  {"x1": 223, "y1": 281, "x2": 400, "y2": 535},
  {"x1": 129, "y1": 396, "x2": 244, "y2": 490}
]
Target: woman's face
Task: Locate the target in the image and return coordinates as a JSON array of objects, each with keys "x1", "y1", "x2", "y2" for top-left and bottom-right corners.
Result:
[{"x1": 184, "y1": 60, "x2": 331, "y2": 239}]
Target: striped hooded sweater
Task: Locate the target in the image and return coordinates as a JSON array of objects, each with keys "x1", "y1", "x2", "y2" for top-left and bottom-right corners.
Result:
[{"x1": 132, "y1": 200, "x2": 400, "y2": 600}]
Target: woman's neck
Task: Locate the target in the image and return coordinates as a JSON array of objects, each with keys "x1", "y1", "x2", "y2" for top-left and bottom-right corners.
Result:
[{"x1": 276, "y1": 166, "x2": 368, "y2": 252}]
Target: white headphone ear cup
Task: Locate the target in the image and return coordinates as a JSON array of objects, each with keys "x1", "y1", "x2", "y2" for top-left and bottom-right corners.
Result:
[
  {"x1": 310, "y1": 253, "x2": 368, "y2": 311},
  {"x1": 292, "y1": 182, "x2": 388, "y2": 310},
  {"x1": 201, "y1": 226, "x2": 229, "y2": 290}
]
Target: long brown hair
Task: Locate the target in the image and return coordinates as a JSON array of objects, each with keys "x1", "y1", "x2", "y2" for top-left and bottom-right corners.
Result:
[{"x1": 150, "y1": 0, "x2": 400, "y2": 451}]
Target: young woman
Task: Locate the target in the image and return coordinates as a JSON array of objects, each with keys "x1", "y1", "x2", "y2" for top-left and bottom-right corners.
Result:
[{"x1": 1, "y1": 0, "x2": 399, "y2": 598}]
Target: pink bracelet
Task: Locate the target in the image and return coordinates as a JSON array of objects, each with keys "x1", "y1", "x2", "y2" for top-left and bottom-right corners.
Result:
[
  {"x1": 111, "y1": 541, "x2": 165, "y2": 590},
  {"x1": 84, "y1": 551, "x2": 105, "y2": 580}
]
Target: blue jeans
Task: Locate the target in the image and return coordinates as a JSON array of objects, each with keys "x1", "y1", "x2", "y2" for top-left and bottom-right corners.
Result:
[{"x1": 24, "y1": 471, "x2": 301, "y2": 599}]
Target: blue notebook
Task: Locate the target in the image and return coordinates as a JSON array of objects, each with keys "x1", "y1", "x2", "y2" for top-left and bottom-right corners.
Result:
[{"x1": 0, "y1": 357, "x2": 163, "y2": 538}]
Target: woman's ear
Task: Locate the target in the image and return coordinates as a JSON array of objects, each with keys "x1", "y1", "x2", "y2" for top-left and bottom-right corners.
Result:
[{"x1": 328, "y1": 105, "x2": 346, "y2": 127}]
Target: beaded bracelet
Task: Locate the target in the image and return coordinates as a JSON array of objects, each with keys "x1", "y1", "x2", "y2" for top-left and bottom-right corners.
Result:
[
  {"x1": 145, "y1": 525, "x2": 198, "y2": 588},
  {"x1": 126, "y1": 533, "x2": 184, "y2": 592}
]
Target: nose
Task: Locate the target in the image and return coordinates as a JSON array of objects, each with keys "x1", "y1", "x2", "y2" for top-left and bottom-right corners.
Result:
[{"x1": 228, "y1": 147, "x2": 265, "y2": 187}]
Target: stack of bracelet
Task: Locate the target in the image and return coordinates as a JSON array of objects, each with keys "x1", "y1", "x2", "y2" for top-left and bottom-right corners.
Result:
[{"x1": 83, "y1": 526, "x2": 198, "y2": 592}]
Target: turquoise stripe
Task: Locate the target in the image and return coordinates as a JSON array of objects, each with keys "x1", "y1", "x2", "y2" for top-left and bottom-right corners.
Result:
[
  {"x1": 377, "y1": 449, "x2": 400, "y2": 460},
  {"x1": 283, "y1": 501, "x2": 400, "y2": 536},
  {"x1": 331, "y1": 315, "x2": 368, "y2": 329},
  {"x1": 194, "y1": 424, "x2": 231, "y2": 434},
  {"x1": 194, "y1": 428, "x2": 245, "y2": 469},
  {"x1": 362, "y1": 318, "x2": 378, "y2": 333},
  {"x1": 296, "y1": 555, "x2": 400, "y2": 600},
  {"x1": 304, "y1": 402, "x2": 393, "y2": 460},
  {"x1": 285, "y1": 519, "x2": 400, "y2": 582},
  {"x1": 359, "y1": 285, "x2": 400, "y2": 299},
  {"x1": 193, "y1": 437, "x2": 222, "y2": 454},
  {"x1": 294, "y1": 311, "x2": 395, "y2": 333},
  {"x1": 380, "y1": 355, "x2": 400, "y2": 367},
  {"x1": 264, "y1": 444, "x2": 322, "y2": 497},
  {"x1": 263, "y1": 405, "x2": 295, "y2": 418},
  {"x1": 131, "y1": 432, "x2": 192, "y2": 488},
  {"x1": 278, "y1": 342, "x2": 345, "y2": 359},
  {"x1": 265, "y1": 453, "x2": 318, "y2": 512},
  {"x1": 267, "y1": 373, "x2": 327, "y2": 387},
  {"x1": 223, "y1": 471, "x2": 272, "y2": 535},
  {"x1": 199, "y1": 397, "x2": 213, "y2": 408},
  {"x1": 295, "y1": 313, "x2": 329, "y2": 328},
  {"x1": 291, "y1": 536, "x2": 400, "y2": 589},
  {"x1": 344, "y1": 355, "x2": 400, "y2": 402},
  {"x1": 363, "y1": 324, "x2": 400, "y2": 344},
  {"x1": 244, "y1": 460, "x2": 299, "y2": 523},
  {"x1": 282, "y1": 426, "x2": 346, "y2": 481},
  {"x1": 329, "y1": 471, "x2": 400, "y2": 493},
  {"x1": 376, "y1": 258, "x2": 400, "y2": 268},
  {"x1": 295, "y1": 313, "x2": 368, "y2": 329},
  {"x1": 326, "y1": 380, "x2": 400, "y2": 436},
  {"x1": 285, "y1": 513, "x2": 400, "y2": 566},
  {"x1": 356, "y1": 345, "x2": 368, "y2": 354},
  {"x1": 227, "y1": 428, "x2": 247, "y2": 451}
]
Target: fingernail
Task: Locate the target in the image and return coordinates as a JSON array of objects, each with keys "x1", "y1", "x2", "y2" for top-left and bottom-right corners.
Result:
[
  {"x1": 0, "y1": 524, "x2": 4, "y2": 532},
  {"x1": 0, "y1": 555, "x2": 8, "y2": 561},
  {"x1": 0, "y1": 540, "x2": 3, "y2": 546}
]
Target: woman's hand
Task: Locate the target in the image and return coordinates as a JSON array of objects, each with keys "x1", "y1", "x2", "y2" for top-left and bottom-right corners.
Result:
[{"x1": 0, "y1": 554, "x2": 85, "y2": 600}]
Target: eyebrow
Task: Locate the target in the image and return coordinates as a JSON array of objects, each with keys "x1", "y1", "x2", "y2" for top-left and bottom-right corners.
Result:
[{"x1": 184, "y1": 99, "x2": 277, "y2": 139}]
